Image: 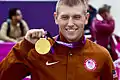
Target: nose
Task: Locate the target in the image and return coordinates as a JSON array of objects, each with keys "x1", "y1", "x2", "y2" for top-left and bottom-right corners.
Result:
[{"x1": 68, "y1": 17, "x2": 74, "y2": 27}]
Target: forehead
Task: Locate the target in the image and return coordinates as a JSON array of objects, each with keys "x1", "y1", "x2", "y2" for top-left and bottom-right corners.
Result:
[{"x1": 58, "y1": 4, "x2": 85, "y2": 15}]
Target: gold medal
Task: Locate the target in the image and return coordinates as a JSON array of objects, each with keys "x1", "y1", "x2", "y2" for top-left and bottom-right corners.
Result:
[{"x1": 35, "y1": 38, "x2": 51, "y2": 54}]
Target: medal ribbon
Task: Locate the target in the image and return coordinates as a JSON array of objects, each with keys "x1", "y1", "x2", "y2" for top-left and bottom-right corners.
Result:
[{"x1": 46, "y1": 32, "x2": 86, "y2": 53}]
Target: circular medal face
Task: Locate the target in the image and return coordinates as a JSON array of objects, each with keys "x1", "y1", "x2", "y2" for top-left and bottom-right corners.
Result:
[{"x1": 35, "y1": 38, "x2": 51, "y2": 54}]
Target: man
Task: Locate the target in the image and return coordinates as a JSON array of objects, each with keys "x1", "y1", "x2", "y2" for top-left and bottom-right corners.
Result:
[
  {"x1": 0, "y1": 8, "x2": 29, "y2": 42},
  {"x1": 0, "y1": 0, "x2": 118, "y2": 80}
]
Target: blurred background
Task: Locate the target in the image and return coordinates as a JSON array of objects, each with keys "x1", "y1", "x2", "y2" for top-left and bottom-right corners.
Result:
[
  {"x1": 90, "y1": 0, "x2": 120, "y2": 36},
  {"x1": 0, "y1": 0, "x2": 119, "y2": 36},
  {"x1": 0, "y1": 0, "x2": 58, "y2": 36}
]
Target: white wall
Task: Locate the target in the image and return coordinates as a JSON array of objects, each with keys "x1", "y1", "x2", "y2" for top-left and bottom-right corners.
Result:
[{"x1": 90, "y1": 0, "x2": 120, "y2": 36}]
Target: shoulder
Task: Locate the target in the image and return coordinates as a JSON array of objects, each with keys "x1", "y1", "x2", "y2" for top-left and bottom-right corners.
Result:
[
  {"x1": 1, "y1": 21, "x2": 8, "y2": 27},
  {"x1": 20, "y1": 20, "x2": 29, "y2": 29},
  {"x1": 85, "y1": 39, "x2": 111, "y2": 59},
  {"x1": 1, "y1": 21, "x2": 9, "y2": 30},
  {"x1": 85, "y1": 39, "x2": 113, "y2": 66},
  {"x1": 21, "y1": 20, "x2": 27, "y2": 25}
]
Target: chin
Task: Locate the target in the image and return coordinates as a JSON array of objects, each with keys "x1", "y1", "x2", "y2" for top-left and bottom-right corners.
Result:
[{"x1": 66, "y1": 36, "x2": 79, "y2": 42}]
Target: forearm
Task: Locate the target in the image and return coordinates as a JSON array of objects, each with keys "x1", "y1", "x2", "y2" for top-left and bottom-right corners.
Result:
[
  {"x1": 17, "y1": 36, "x2": 25, "y2": 41},
  {"x1": 0, "y1": 34, "x2": 17, "y2": 42},
  {"x1": 4, "y1": 37, "x2": 17, "y2": 42}
]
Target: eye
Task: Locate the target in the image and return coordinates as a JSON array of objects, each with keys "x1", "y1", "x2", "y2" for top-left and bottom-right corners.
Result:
[
  {"x1": 61, "y1": 15, "x2": 69, "y2": 20},
  {"x1": 73, "y1": 15, "x2": 81, "y2": 20}
]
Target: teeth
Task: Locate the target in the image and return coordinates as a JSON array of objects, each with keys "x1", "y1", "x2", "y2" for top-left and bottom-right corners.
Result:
[
  {"x1": 67, "y1": 29, "x2": 75, "y2": 31},
  {"x1": 66, "y1": 28, "x2": 77, "y2": 31}
]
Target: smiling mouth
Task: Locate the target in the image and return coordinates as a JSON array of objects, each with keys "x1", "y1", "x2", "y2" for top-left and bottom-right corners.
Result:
[{"x1": 65, "y1": 28, "x2": 78, "y2": 31}]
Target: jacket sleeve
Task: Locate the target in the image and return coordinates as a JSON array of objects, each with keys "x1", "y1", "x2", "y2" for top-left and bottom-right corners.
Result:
[
  {"x1": 0, "y1": 39, "x2": 34, "y2": 80},
  {"x1": 100, "y1": 49, "x2": 118, "y2": 80},
  {"x1": 94, "y1": 19, "x2": 115, "y2": 35}
]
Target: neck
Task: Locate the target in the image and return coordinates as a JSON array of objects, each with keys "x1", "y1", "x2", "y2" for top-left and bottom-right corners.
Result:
[
  {"x1": 59, "y1": 32, "x2": 84, "y2": 43},
  {"x1": 66, "y1": 38, "x2": 82, "y2": 43},
  {"x1": 11, "y1": 20, "x2": 17, "y2": 26},
  {"x1": 55, "y1": 34, "x2": 86, "y2": 49}
]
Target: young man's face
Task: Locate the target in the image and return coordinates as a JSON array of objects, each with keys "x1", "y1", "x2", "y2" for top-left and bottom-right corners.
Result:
[
  {"x1": 54, "y1": 4, "x2": 88, "y2": 42},
  {"x1": 12, "y1": 10, "x2": 22, "y2": 22}
]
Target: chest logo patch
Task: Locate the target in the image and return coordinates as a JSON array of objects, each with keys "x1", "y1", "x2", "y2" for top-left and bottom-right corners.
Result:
[{"x1": 84, "y1": 59, "x2": 97, "y2": 71}]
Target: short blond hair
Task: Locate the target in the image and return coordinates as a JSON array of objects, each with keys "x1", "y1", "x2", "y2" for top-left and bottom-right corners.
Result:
[{"x1": 56, "y1": 0, "x2": 88, "y2": 14}]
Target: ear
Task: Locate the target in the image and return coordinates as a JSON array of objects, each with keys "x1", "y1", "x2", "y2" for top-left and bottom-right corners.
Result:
[
  {"x1": 54, "y1": 12, "x2": 58, "y2": 24},
  {"x1": 85, "y1": 12, "x2": 90, "y2": 25}
]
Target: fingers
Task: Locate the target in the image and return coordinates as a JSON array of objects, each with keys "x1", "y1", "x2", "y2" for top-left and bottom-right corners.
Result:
[
  {"x1": 38, "y1": 31, "x2": 42, "y2": 38},
  {"x1": 28, "y1": 29, "x2": 46, "y2": 38},
  {"x1": 25, "y1": 29, "x2": 47, "y2": 42},
  {"x1": 40, "y1": 29, "x2": 46, "y2": 38},
  {"x1": 31, "y1": 31, "x2": 40, "y2": 39}
]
